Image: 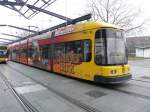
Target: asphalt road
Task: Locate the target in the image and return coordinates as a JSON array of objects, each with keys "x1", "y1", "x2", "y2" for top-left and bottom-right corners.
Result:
[{"x1": 129, "y1": 59, "x2": 150, "y2": 81}]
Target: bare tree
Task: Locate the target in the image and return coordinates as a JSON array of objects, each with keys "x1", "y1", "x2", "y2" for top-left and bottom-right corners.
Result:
[{"x1": 86, "y1": 0, "x2": 147, "y2": 34}]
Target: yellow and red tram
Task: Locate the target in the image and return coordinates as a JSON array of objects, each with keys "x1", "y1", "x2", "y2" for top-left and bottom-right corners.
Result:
[{"x1": 8, "y1": 21, "x2": 131, "y2": 84}]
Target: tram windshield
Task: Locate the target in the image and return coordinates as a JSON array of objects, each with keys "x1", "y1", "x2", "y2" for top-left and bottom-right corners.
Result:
[
  {"x1": 0, "y1": 46, "x2": 8, "y2": 57},
  {"x1": 0, "y1": 50, "x2": 7, "y2": 56},
  {"x1": 95, "y1": 29, "x2": 127, "y2": 65}
]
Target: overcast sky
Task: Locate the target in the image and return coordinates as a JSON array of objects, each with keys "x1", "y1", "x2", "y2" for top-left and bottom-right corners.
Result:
[{"x1": 0, "y1": 0, "x2": 150, "y2": 43}]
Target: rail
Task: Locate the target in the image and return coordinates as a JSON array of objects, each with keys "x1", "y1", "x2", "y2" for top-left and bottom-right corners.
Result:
[{"x1": 0, "y1": 71, "x2": 39, "y2": 112}]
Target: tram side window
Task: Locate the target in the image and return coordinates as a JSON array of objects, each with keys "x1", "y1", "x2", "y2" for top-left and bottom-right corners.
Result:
[
  {"x1": 12, "y1": 49, "x2": 16, "y2": 60},
  {"x1": 21, "y1": 49, "x2": 27, "y2": 57},
  {"x1": 83, "y1": 40, "x2": 91, "y2": 62},
  {"x1": 66, "y1": 40, "x2": 91, "y2": 62},
  {"x1": 54, "y1": 43, "x2": 65, "y2": 58},
  {"x1": 16, "y1": 50, "x2": 18, "y2": 53},
  {"x1": 66, "y1": 41, "x2": 82, "y2": 54},
  {"x1": 41, "y1": 46, "x2": 49, "y2": 59},
  {"x1": 16, "y1": 49, "x2": 20, "y2": 56},
  {"x1": 28, "y1": 48, "x2": 33, "y2": 57},
  {"x1": 95, "y1": 30, "x2": 106, "y2": 65},
  {"x1": 66, "y1": 41, "x2": 82, "y2": 63}
]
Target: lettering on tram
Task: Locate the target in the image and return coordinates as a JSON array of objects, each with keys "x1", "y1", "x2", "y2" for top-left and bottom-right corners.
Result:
[
  {"x1": 55, "y1": 25, "x2": 74, "y2": 36},
  {"x1": 54, "y1": 40, "x2": 91, "y2": 74},
  {"x1": 8, "y1": 15, "x2": 131, "y2": 84}
]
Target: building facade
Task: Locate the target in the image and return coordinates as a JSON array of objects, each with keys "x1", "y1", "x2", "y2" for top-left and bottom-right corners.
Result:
[{"x1": 136, "y1": 46, "x2": 150, "y2": 58}]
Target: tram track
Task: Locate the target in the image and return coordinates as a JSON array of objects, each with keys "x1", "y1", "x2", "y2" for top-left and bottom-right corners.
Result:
[
  {"x1": 95, "y1": 80, "x2": 150, "y2": 102},
  {"x1": 131, "y1": 78, "x2": 150, "y2": 84},
  {"x1": 95, "y1": 82, "x2": 150, "y2": 102},
  {"x1": 4, "y1": 63, "x2": 150, "y2": 111},
  {"x1": 110, "y1": 86, "x2": 150, "y2": 101},
  {"x1": 2, "y1": 64, "x2": 103, "y2": 112},
  {"x1": 0, "y1": 70, "x2": 40, "y2": 112}
]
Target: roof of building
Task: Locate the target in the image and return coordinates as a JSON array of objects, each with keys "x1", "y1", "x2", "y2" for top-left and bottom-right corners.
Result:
[
  {"x1": 136, "y1": 45, "x2": 150, "y2": 49},
  {"x1": 127, "y1": 36, "x2": 150, "y2": 50}
]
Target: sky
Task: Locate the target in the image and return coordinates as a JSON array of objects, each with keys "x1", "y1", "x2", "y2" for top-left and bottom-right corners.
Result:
[{"x1": 0, "y1": 0, "x2": 150, "y2": 44}]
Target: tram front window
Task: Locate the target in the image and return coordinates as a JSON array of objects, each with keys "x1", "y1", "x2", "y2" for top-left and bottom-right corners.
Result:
[
  {"x1": 95, "y1": 29, "x2": 127, "y2": 65},
  {"x1": 106, "y1": 29, "x2": 127, "y2": 65},
  {"x1": 0, "y1": 50, "x2": 7, "y2": 57}
]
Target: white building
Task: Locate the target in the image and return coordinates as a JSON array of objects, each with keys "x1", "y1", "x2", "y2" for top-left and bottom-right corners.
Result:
[{"x1": 136, "y1": 46, "x2": 150, "y2": 58}]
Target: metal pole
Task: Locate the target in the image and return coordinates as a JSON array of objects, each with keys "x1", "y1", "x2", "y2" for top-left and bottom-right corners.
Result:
[
  {"x1": 0, "y1": 38, "x2": 15, "y2": 41},
  {"x1": 0, "y1": 1, "x2": 72, "y2": 21},
  {"x1": 1, "y1": 33, "x2": 23, "y2": 38}
]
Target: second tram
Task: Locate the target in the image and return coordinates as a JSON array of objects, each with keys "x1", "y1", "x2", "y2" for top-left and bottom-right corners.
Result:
[{"x1": 0, "y1": 46, "x2": 8, "y2": 63}]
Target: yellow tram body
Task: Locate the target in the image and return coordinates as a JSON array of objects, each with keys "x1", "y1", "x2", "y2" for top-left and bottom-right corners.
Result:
[
  {"x1": 52, "y1": 21, "x2": 131, "y2": 83},
  {"x1": 9, "y1": 21, "x2": 131, "y2": 83}
]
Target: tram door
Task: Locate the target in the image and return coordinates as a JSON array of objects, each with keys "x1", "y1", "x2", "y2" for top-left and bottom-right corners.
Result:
[
  {"x1": 50, "y1": 31, "x2": 55, "y2": 71},
  {"x1": 50, "y1": 44, "x2": 54, "y2": 71},
  {"x1": 40, "y1": 45, "x2": 49, "y2": 70},
  {"x1": 53, "y1": 43, "x2": 65, "y2": 73}
]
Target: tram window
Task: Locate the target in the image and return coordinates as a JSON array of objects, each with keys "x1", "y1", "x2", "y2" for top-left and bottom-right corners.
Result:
[
  {"x1": 17, "y1": 50, "x2": 19, "y2": 55},
  {"x1": 41, "y1": 46, "x2": 49, "y2": 59},
  {"x1": 66, "y1": 40, "x2": 91, "y2": 62},
  {"x1": 48, "y1": 45, "x2": 52, "y2": 59},
  {"x1": 66, "y1": 41, "x2": 82, "y2": 54},
  {"x1": 16, "y1": 50, "x2": 20, "y2": 56},
  {"x1": 28, "y1": 48, "x2": 33, "y2": 57},
  {"x1": 66, "y1": 41, "x2": 82, "y2": 63},
  {"x1": 54, "y1": 43, "x2": 65, "y2": 58},
  {"x1": 66, "y1": 42, "x2": 74, "y2": 54},
  {"x1": 83, "y1": 40, "x2": 91, "y2": 62},
  {"x1": 12, "y1": 49, "x2": 16, "y2": 60},
  {"x1": 95, "y1": 30, "x2": 106, "y2": 65},
  {"x1": 45, "y1": 47, "x2": 49, "y2": 59},
  {"x1": 21, "y1": 49, "x2": 27, "y2": 57}
]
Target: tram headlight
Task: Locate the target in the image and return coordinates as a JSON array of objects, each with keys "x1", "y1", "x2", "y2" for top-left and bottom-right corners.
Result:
[
  {"x1": 5, "y1": 58, "x2": 8, "y2": 61},
  {"x1": 111, "y1": 70, "x2": 117, "y2": 74}
]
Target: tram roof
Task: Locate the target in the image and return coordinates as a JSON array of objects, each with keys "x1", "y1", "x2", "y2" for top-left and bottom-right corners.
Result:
[
  {"x1": 27, "y1": 21, "x2": 120, "y2": 40},
  {"x1": 8, "y1": 21, "x2": 121, "y2": 47},
  {"x1": 70, "y1": 21, "x2": 120, "y2": 32}
]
